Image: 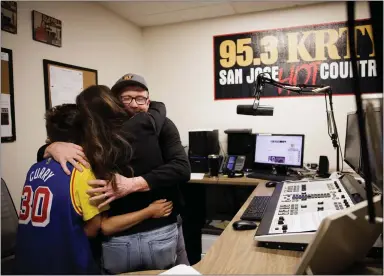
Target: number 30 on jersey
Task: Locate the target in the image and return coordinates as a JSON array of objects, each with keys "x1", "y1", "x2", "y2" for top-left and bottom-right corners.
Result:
[{"x1": 19, "y1": 185, "x2": 53, "y2": 227}]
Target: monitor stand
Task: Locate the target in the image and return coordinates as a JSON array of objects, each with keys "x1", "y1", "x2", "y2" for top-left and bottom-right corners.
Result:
[
  {"x1": 273, "y1": 165, "x2": 289, "y2": 176},
  {"x1": 248, "y1": 165, "x2": 301, "y2": 181}
]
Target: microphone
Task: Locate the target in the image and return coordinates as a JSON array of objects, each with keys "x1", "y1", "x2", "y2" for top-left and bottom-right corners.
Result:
[{"x1": 236, "y1": 105, "x2": 274, "y2": 116}]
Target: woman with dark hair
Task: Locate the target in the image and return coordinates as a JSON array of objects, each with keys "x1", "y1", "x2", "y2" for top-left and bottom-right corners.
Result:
[
  {"x1": 75, "y1": 85, "x2": 179, "y2": 274},
  {"x1": 75, "y1": 85, "x2": 132, "y2": 190}
]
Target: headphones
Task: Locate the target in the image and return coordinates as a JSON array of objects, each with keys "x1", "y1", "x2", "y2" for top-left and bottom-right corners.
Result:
[{"x1": 227, "y1": 170, "x2": 245, "y2": 178}]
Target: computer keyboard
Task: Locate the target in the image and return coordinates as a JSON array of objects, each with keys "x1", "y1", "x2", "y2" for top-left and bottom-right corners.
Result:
[
  {"x1": 240, "y1": 196, "x2": 271, "y2": 221},
  {"x1": 247, "y1": 171, "x2": 301, "y2": 182}
]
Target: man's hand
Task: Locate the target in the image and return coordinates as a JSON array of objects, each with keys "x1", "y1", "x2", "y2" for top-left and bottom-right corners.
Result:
[
  {"x1": 147, "y1": 199, "x2": 173, "y2": 218},
  {"x1": 45, "y1": 142, "x2": 90, "y2": 175},
  {"x1": 87, "y1": 174, "x2": 149, "y2": 209}
]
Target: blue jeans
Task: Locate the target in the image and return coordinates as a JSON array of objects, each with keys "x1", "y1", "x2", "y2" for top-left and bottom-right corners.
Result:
[
  {"x1": 176, "y1": 215, "x2": 189, "y2": 265},
  {"x1": 102, "y1": 223, "x2": 178, "y2": 274}
]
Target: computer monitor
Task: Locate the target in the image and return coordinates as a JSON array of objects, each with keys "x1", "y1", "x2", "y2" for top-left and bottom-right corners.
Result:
[
  {"x1": 344, "y1": 108, "x2": 383, "y2": 191},
  {"x1": 254, "y1": 134, "x2": 305, "y2": 168},
  {"x1": 344, "y1": 112, "x2": 361, "y2": 172}
]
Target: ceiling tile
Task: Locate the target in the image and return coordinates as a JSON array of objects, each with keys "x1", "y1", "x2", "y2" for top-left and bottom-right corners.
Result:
[
  {"x1": 99, "y1": 1, "x2": 324, "y2": 27},
  {"x1": 101, "y1": 1, "x2": 169, "y2": 17},
  {"x1": 163, "y1": 1, "x2": 224, "y2": 11},
  {"x1": 132, "y1": 3, "x2": 235, "y2": 27},
  {"x1": 176, "y1": 3, "x2": 235, "y2": 22},
  {"x1": 231, "y1": 1, "x2": 317, "y2": 14}
]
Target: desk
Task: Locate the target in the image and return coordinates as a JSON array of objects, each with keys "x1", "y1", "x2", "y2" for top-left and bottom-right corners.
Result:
[
  {"x1": 125, "y1": 176, "x2": 303, "y2": 275},
  {"x1": 194, "y1": 183, "x2": 302, "y2": 274},
  {"x1": 189, "y1": 174, "x2": 260, "y2": 186},
  {"x1": 184, "y1": 175, "x2": 259, "y2": 262},
  {"x1": 125, "y1": 176, "x2": 382, "y2": 275}
]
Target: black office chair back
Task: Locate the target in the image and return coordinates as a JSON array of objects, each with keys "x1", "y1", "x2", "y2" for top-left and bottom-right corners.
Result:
[{"x1": 1, "y1": 178, "x2": 18, "y2": 259}]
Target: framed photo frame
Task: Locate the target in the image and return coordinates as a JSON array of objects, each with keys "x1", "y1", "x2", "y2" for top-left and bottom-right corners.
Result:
[
  {"x1": 1, "y1": 48, "x2": 16, "y2": 143},
  {"x1": 1, "y1": 1, "x2": 17, "y2": 34},
  {"x1": 32, "y1": 10, "x2": 62, "y2": 47}
]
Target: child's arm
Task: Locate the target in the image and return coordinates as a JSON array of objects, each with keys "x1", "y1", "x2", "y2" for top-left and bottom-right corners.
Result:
[
  {"x1": 101, "y1": 199, "x2": 173, "y2": 236},
  {"x1": 83, "y1": 215, "x2": 102, "y2": 238}
]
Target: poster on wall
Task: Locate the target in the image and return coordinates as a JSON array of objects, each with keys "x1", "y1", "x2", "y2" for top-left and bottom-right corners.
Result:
[
  {"x1": 1, "y1": 1, "x2": 17, "y2": 34},
  {"x1": 32, "y1": 10, "x2": 62, "y2": 47},
  {"x1": 213, "y1": 19, "x2": 382, "y2": 100},
  {"x1": 1, "y1": 48, "x2": 16, "y2": 142}
]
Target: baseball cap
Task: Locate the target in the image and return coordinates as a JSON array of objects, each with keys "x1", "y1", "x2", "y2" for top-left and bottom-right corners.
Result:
[{"x1": 111, "y1": 73, "x2": 149, "y2": 95}]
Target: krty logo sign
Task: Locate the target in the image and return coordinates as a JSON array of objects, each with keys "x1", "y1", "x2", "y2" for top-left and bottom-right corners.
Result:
[{"x1": 213, "y1": 19, "x2": 382, "y2": 100}]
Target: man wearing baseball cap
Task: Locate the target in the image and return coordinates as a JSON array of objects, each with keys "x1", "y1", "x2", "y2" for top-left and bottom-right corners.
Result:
[{"x1": 100, "y1": 73, "x2": 190, "y2": 264}]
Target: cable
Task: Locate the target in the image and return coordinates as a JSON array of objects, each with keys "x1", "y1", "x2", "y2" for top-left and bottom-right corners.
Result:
[{"x1": 218, "y1": 140, "x2": 225, "y2": 158}]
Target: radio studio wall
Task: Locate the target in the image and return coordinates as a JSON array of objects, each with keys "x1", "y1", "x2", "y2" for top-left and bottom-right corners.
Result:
[{"x1": 143, "y1": 1, "x2": 374, "y2": 171}]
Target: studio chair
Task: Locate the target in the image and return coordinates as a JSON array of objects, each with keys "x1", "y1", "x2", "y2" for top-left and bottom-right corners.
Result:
[{"x1": 1, "y1": 178, "x2": 18, "y2": 274}]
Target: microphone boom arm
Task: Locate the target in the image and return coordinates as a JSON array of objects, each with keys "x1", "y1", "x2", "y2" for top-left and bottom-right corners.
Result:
[{"x1": 253, "y1": 73, "x2": 341, "y2": 172}]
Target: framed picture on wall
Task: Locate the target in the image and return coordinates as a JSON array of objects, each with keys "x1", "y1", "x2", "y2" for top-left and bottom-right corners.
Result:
[
  {"x1": 32, "y1": 10, "x2": 62, "y2": 47},
  {"x1": 1, "y1": 48, "x2": 16, "y2": 143},
  {"x1": 1, "y1": 1, "x2": 17, "y2": 34}
]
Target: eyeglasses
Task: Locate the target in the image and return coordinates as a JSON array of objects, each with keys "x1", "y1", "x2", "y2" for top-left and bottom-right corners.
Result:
[{"x1": 120, "y1": 96, "x2": 148, "y2": 105}]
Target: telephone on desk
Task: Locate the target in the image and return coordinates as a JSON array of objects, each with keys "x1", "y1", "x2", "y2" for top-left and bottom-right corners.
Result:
[{"x1": 220, "y1": 155, "x2": 246, "y2": 178}]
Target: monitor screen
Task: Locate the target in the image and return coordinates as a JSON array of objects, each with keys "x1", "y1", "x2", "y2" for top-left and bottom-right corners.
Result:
[
  {"x1": 344, "y1": 112, "x2": 361, "y2": 172},
  {"x1": 254, "y1": 134, "x2": 304, "y2": 167}
]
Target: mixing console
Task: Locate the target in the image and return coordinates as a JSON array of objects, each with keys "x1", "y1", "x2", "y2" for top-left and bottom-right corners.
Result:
[
  {"x1": 268, "y1": 179, "x2": 354, "y2": 234},
  {"x1": 254, "y1": 178, "x2": 359, "y2": 247}
]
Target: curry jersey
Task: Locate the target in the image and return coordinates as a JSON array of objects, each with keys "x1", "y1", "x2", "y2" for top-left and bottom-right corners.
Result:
[{"x1": 14, "y1": 159, "x2": 108, "y2": 275}]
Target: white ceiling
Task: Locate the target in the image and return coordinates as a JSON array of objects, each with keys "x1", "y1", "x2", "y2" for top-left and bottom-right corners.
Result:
[{"x1": 99, "y1": 1, "x2": 322, "y2": 28}]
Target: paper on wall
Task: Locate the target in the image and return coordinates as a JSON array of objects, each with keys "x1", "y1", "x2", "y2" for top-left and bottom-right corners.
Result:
[
  {"x1": 49, "y1": 66, "x2": 83, "y2": 107},
  {"x1": 1, "y1": 52, "x2": 8, "y2": 61},
  {"x1": 1, "y1": 94, "x2": 13, "y2": 138}
]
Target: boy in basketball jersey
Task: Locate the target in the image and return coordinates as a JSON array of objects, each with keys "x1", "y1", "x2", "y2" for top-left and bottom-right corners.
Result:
[{"x1": 14, "y1": 104, "x2": 172, "y2": 274}]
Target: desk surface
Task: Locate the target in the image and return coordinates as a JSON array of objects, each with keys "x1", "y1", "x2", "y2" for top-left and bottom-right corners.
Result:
[
  {"x1": 189, "y1": 174, "x2": 260, "y2": 186},
  {"x1": 125, "y1": 179, "x2": 303, "y2": 275},
  {"x1": 194, "y1": 182, "x2": 303, "y2": 274}
]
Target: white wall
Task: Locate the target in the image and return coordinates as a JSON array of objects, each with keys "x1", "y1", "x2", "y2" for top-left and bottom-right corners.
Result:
[
  {"x1": 143, "y1": 1, "x2": 373, "y2": 170},
  {"x1": 1, "y1": 1, "x2": 143, "y2": 206}
]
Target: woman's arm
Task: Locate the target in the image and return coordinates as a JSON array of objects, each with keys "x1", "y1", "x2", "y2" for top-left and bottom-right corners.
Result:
[
  {"x1": 101, "y1": 200, "x2": 173, "y2": 236},
  {"x1": 122, "y1": 102, "x2": 166, "y2": 138},
  {"x1": 148, "y1": 101, "x2": 166, "y2": 136}
]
